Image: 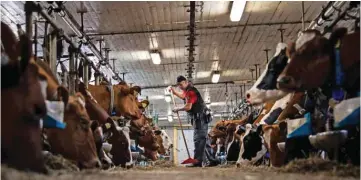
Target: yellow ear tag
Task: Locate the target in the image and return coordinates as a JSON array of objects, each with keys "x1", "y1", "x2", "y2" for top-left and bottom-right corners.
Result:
[
  {"x1": 142, "y1": 103, "x2": 148, "y2": 109},
  {"x1": 105, "y1": 123, "x2": 111, "y2": 129}
]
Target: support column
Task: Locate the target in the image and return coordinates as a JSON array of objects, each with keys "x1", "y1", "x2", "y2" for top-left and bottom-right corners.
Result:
[
  {"x1": 83, "y1": 59, "x2": 89, "y2": 88},
  {"x1": 94, "y1": 72, "x2": 100, "y2": 85},
  {"x1": 48, "y1": 16, "x2": 57, "y2": 74},
  {"x1": 68, "y1": 38, "x2": 76, "y2": 95}
]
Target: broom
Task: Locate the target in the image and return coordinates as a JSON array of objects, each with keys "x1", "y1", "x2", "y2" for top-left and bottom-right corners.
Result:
[{"x1": 169, "y1": 88, "x2": 198, "y2": 165}]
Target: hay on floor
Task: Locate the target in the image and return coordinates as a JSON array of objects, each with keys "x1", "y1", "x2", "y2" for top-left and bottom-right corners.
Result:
[
  {"x1": 280, "y1": 157, "x2": 360, "y2": 177},
  {"x1": 43, "y1": 152, "x2": 79, "y2": 172}
]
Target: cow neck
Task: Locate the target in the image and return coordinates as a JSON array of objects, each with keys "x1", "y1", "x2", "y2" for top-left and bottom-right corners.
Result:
[{"x1": 106, "y1": 84, "x2": 115, "y2": 115}]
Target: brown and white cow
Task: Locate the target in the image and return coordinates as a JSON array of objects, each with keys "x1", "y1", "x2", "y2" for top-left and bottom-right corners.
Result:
[
  {"x1": 246, "y1": 43, "x2": 290, "y2": 105},
  {"x1": 79, "y1": 82, "x2": 132, "y2": 167},
  {"x1": 130, "y1": 115, "x2": 160, "y2": 161},
  {"x1": 277, "y1": 28, "x2": 360, "y2": 96},
  {"x1": 87, "y1": 83, "x2": 141, "y2": 119},
  {"x1": 1, "y1": 21, "x2": 48, "y2": 173},
  {"x1": 45, "y1": 92, "x2": 101, "y2": 169}
]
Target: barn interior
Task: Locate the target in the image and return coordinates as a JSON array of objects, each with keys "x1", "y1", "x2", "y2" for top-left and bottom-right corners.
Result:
[{"x1": 1, "y1": 1, "x2": 360, "y2": 180}]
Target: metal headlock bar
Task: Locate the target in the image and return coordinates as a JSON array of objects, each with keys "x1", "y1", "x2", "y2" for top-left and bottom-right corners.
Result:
[{"x1": 25, "y1": 1, "x2": 112, "y2": 83}]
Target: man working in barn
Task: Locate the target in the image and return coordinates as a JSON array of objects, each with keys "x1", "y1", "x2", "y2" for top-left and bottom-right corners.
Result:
[{"x1": 170, "y1": 75, "x2": 219, "y2": 167}]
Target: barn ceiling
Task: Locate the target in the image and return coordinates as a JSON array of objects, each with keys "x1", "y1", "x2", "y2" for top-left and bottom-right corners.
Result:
[{"x1": 1, "y1": 1, "x2": 358, "y2": 126}]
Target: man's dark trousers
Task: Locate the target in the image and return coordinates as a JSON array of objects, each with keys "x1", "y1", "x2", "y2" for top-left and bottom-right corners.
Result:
[{"x1": 193, "y1": 116, "x2": 217, "y2": 165}]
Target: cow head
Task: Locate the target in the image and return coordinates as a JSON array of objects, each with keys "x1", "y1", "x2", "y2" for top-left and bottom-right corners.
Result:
[
  {"x1": 239, "y1": 124, "x2": 266, "y2": 162},
  {"x1": 262, "y1": 121, "x2": 287, "y2": 167},
  {"x1": 209, "y1": 120, "x2": 229, "y2": 140},
  {"x1": 277, "y1": 29, "x2": 343, "y2": 91},
  {"x1": 138, "y1": 126, "x2": 160, "y2": 151},
  {"x1": 154, "y1": 130, "x2": 166, "y2": 155},
  {"x1": 154, "y1": 129, "x2": 173, "y2": 155},
  {"x1": 246, "y1": 43, "x2": 289, "y2": 105},
  {"x1": 114, "y1": 83, "x2": 142, "y2": 119},
  {"x1": 108, "y1": 125, "x2": 132, "y2": 167},
  {"x1": 46, "y1": 92, "x2": 100, "y2": 169},
  {"x1": 32, "y1": 59, "x2": 60, "y2": 100},
  {"x1": 1, "y1": 22, "x2": 48, "y2": 173},
  {"x1": 90, "y1": 120, "x2": 114, "y2": 169}
]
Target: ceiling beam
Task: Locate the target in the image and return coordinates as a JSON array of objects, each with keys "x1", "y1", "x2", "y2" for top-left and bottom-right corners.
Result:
[
  {"x1": 141, "y1": 80, "x2": 236, "y2": 89},
  {"x1": 84, "y1": 20, "x2": 312, "y2": 37}
]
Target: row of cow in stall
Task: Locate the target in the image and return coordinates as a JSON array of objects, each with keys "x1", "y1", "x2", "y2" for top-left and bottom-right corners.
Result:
[
  {"x1": 1, "y1": 17, "x2": 360, "y2": 173},
  {"x1": 1, "y1": 21, "x2": 173, "y2": 173},
  {"x1": 209, "y1": 27, "x2": 360, "y2": 167}
]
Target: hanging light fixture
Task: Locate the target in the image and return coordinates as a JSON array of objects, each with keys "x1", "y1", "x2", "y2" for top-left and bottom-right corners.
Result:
[
  {"x1": 230, "y1": 1, "x2": 247, "y2": 22},
  {"x1": 150, "y1": 50, "x2": 161, "y2": 65},
  {"x1": 164, "y1": 87, "x2": 172, "y2": 102},
  {"x1": 211, "y1": 70, "x2": 221, "y2": 83},
  {"x1": 167, "y1": 115, "x2": 173, "y2": 122}
]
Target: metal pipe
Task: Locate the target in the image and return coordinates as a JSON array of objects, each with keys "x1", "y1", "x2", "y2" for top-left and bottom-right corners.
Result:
[
  {"x1": 142, "y1": 80, "x2": 235, "y2": 89},
  {"x1": 307, "y1": 1, "x2": 346, "y2": 30},
  {"x1": 37, "y1": 53, "x2": 95, "y2": 59},
  {"x1": 30, "y1": 1, "x2": 110, "y2": 83},
  {"x1": 95, "y1": 76, "x2": 100, "y2": 85},
  {"x1": 68, "y1": 38, "x2": 75, "y2": 95},
  {"x1": 82, "y1": 21, "x2": 312, "y2": 37},
  {"x1": 278, "y1": 28, "x2": 285, "y2": 43},
  {"x1": 83, "y1": 59, "x2": 89, "y2": 88},
  {"x1": 49, "y1": 29, "x2": 57, "y2": 74},
  {"x1": 235, "y1": 92, "x2": 238, "y2": 106},
  {"x1": 50, "y1": 2, "x2": 121, "y2": 81},
  {"x1": 301, "y1": 1, "x2": 305, "y2": 31},
  {"x1": 24, "y1": 2, "x2": 33, "y2": 40},
  {"x1": 263, "y1": 49, "x2": 270, "y2": 64},
  {"x1": 240, "y1": 85, "x2": 243, "y2": 99},
  {"x1": 243, "y1": 84, "x2": 246, "y2": 97},
  {"x1": 34, "y1": 17, "x2": 38, "y2": 59}
]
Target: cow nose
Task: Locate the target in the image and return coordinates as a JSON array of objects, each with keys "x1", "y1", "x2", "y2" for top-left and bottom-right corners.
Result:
[{"x1": 246, "y1": 93, "x2": 251, "y2": 100}]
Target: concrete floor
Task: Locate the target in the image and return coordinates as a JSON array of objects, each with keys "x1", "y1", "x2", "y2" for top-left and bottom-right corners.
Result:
[{"x1": 1, "y1": 166, "x2": 359, "y2": 180}]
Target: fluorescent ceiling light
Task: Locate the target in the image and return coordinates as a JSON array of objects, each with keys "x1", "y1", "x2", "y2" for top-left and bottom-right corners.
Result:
[
  {"x1": 230, "y1": 1, "x2": 247, "y2": 22},
  {"x1": 150, "y1": 51, "x2": 161, "y2": 65},
  {"x1": 211, "y1": 71, "x2": 221, "y2": 83}
]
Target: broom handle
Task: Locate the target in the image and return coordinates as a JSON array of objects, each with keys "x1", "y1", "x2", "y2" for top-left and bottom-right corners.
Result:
[{"x1": 171, "y1": 91, "x2": 192, "y2": 159}]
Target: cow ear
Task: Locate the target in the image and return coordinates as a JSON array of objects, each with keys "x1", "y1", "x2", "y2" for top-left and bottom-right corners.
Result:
[
  {"x1": 130, "y1": 86, "x2": 141, "y2": 96},
  {"x1": 256, "y1": 125, "x2": 264, "y2": 135},
  {"x1": 90, "y1": 120, "x2": 99, "y2": 132},
  {"x1": 1, "y1": 22, "x2": 19, "y2": 64},
  {"x1": 57, "y1": 86, "x2": 69, "y2": 105},
  {"x1": 286, "y1": 42, "x2": 296, "y2": 59},
  {"x1": 154, "y1": 130, "x2": 161, "y2": 135}
]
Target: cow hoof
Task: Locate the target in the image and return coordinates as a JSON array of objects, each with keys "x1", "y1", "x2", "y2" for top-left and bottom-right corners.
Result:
[
  {"x1": 236, "y1": 163, "x2": 241, "y2": 168},
  {"x1": 126, "y1": 164, "x2": 134, "y2": 169}
]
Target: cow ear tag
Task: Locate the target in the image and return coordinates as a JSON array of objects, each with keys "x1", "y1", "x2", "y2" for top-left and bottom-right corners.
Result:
[{"x1": 105, "y1": 123, "x2": 112, "y2": 129}]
